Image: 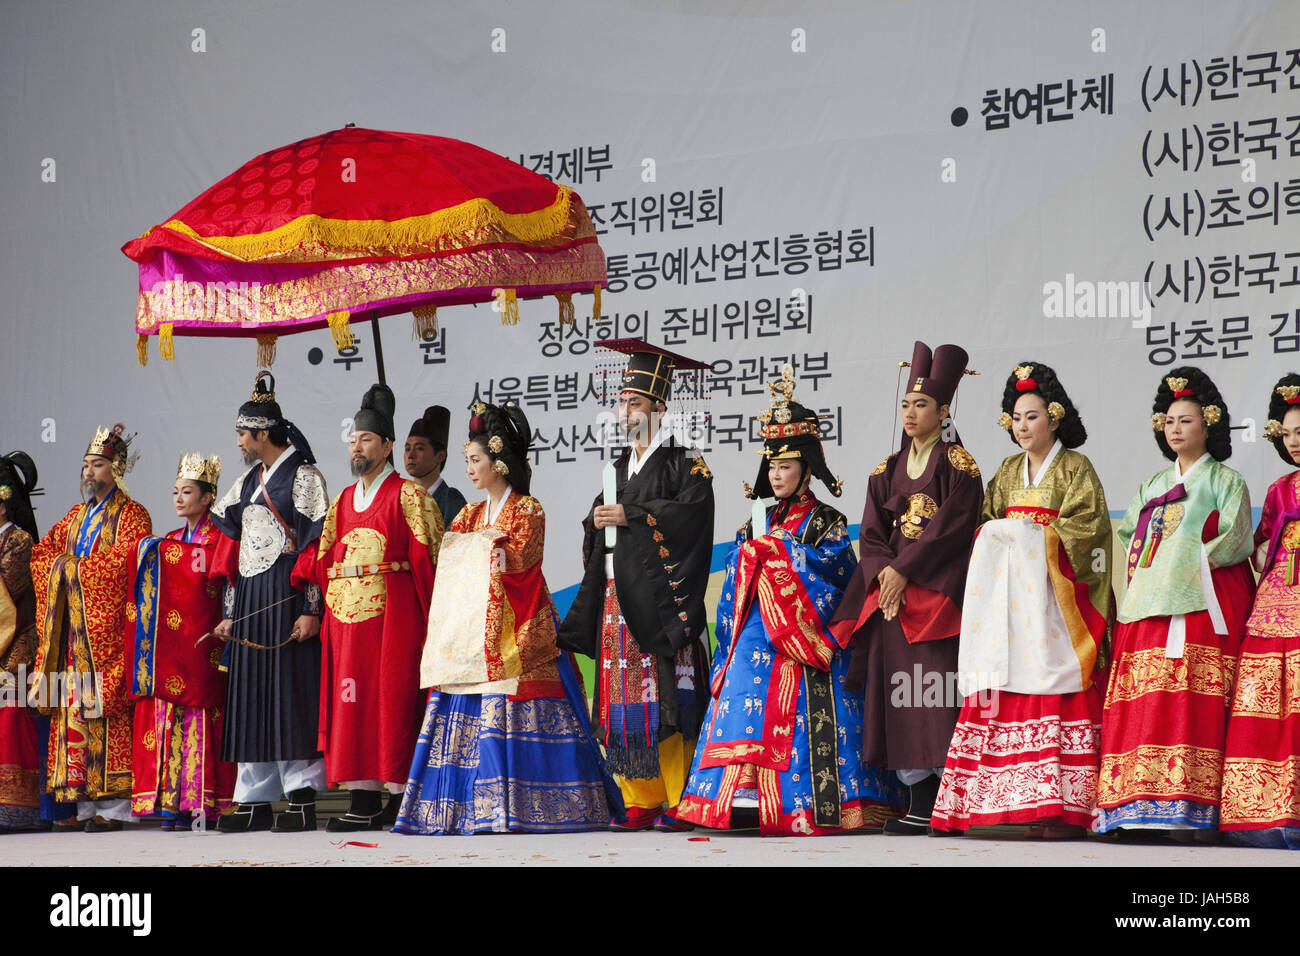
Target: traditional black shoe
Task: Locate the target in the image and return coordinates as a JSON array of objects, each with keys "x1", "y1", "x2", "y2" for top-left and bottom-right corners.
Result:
[
  {"x1": 327, "y1": 789, "x2": 384, "y2": 832},
  {"x1": 218, "y1": 802, "x2": 273, "y2": 833},
  {"x1": 326, "y1": 812, "x2": 385, "y2": 833},
  {"x1": 272, "y1": 788, "x2": 318, "y2": 832},
  {"x1": 883, "y1": 813, "x2": 933, "y2": 836},
  {"x1": 884, "y1": 776, "x2": 941, "y2": 835},
  {"x1": 928, "y1": 825, "x2": 965, "y2": 838},
  {"x1": 380, "y1": 793, "x2": 401, "y2": 828}
]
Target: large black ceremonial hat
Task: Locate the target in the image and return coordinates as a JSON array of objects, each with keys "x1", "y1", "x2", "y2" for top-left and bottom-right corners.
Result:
[
  {"x1": 353, "y1": 383, "x2": 396, "y2": 441},
  {"x1": 408, "y1": 405, "x2": 451, "y2": 450},
  {"x1": 746, "y1": 364, "x2": 841, "y2": 499},
  {"x1": 600, "y1": 338, "x2": 713, "y2": 404}
]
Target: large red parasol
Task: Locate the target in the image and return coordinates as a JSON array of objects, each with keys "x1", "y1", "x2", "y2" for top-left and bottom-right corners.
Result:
[{"x1": 123, "y1": 126, "x2": 606, "y2": 377}]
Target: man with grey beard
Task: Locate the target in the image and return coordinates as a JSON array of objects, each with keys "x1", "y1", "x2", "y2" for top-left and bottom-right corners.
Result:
[
  {"x1": 291, "y1": 384, "x2": 442, "y2": 831},
  {"x1": 31, "y1": 424, "x2": 152, "y2": 831}
]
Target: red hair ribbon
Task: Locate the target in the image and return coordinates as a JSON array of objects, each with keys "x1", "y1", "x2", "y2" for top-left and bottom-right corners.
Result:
[
  {"x1": 1172, "y1": 389, "x2": 1194, "y2": 399},
  {"x1": 1015, "y1": 377, "x2": 1038, "y2": 392}
]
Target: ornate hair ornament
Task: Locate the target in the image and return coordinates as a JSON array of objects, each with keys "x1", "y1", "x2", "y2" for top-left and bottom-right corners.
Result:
[
  {"x1": 492, "y1": 459, "x2": 510, "y2": 476},
  {"x1": 1165, "y1": 376, "x2": 1193, "y2": 399},
  {"x1": 1265, "y1": 419, "x2": 1284, "y2": 440},
  {"x1": 758, "y1": 364, "x2": 818, "y2": 440},
  {"x1": 1013, "y1": 365, "x2": 1037, "y2": 392},
  {"x1": 1276, "y1": 384, "x2": 1300, "y2": 405},
  {"x1": 996, "y1": 412, "x2": 1013, "y2": 430},
  {"x1": 0, "y1": 486, "x2": 10, "y2": 501},
  {"x1": 487, "y1": 435, "x2": 504, "y2": 454},
  {"x1": 1151, "y1": 412, "x2": 1168, "y2": 431},
  {"x1": 249, "y1": 370, "x2": 277, "y2": 403},
  {"x1": 1202, "y1": 404, "x2": 1223, "y2": 426},
  {"x1": 176, "y1": 452, "x2": 222, "y2": 487},
  {"x1": 471, "y1": 401, "x2": 487, "y2": 416},
  {"x1": 1047, "y1": 401, "x2": 1066, "y2": 422}
]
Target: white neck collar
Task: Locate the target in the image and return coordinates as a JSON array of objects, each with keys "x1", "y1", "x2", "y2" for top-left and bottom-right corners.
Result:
[
  {"x1": 1022, "y1": 439, "x2": 1062, "y2": 488},
  {"x1": 628, "y1": 418, "x2": 670, "y2": 477},
  {"x1": 486, "y1": 488, "x2": 513, "y2": 526},
  {"x1": 1174, "y1": 451, "x2": 1212, "y2": 482},
  {"x1": 353, "y1": 463, "x2": 395, "y2": 512}
]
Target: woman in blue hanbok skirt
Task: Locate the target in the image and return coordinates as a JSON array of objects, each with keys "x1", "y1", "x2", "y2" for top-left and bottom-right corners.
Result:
[
  {"x1": 678, "y1": 367, "x2": 906, "y2": 834},
  {"x1": 395, "y1": 401, "x2": 618, "y2": 835}
]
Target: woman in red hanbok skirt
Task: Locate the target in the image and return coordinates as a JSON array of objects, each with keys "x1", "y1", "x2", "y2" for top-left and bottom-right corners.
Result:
[
  {"x1": 931, "y1": 363, "x2": 1112, "y2": 839},
  {"x1": 1096, "y1": 368, "x2": 1255, "y2": 837},
  {"x1": 1221, "y1": 374, "x2": 1300, "y2": 848},
  {"x1": 129, "y1": 454, "x2": 236, "y2": 829},
  {"x1": 0, "y1": 453, "x2": 43, "y2": 832}
]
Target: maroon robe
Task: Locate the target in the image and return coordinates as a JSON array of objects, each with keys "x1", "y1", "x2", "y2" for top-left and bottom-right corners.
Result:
[
  {"x1": 829, "y1": 439, "x2": 983, "y2": 769},
  {"x1": 292, "y1": 471, "x2": 441, "y2": 786}
]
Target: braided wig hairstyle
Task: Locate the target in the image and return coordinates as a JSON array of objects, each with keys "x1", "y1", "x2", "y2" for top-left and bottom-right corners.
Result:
[
  {"x1": 1152, "y1": 365, "x2": 1232, "y2": 462},
  {"x1": 1266, "y1": 372, "x2": 1300, "y2": 465},
  {"x1": 999, "y1": 361, "x2": 1087, "y2": 448},
  {"x1": 467, "y1": 400, "x2": 533, "y2": 496}
]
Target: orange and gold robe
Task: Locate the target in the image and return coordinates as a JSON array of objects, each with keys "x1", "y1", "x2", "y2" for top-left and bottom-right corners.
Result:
[{"x1": 31, "y1": 489, "x2": 152, "y2": 802}]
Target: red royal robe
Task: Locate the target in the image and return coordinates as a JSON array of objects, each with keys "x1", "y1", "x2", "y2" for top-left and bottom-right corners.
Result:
[
  {"x1": 128, "y1": 517, "x2": 236, "y2": 815},
  {"x1": 293, "y1": 471, "x2": 442, "y2": 786}
]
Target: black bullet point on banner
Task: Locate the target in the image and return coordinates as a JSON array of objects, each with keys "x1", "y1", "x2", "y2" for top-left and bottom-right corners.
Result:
[{"x1": 950, "y1": 107, "x2": 968, "y2": 127}]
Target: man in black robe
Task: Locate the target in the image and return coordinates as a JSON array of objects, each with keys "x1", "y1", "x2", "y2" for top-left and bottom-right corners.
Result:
[
  {"x1": 209, "y1": 371, "x2": 328, "y2": 833},
  {"x1": 558, "y1": 340, "x2": 714, "y2": 832}
]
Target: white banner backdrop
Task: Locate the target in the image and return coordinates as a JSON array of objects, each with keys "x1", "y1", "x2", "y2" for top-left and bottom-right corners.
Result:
[{"x1": 3, "y1": 0, "x2": 1297, "y2": 606}]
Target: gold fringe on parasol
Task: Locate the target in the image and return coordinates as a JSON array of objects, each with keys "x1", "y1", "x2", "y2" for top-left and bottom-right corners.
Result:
[
  {"x1": 499, "y1": 288, "x2": 519, "y2": 326},
  {"x1": 555, "y1": 292, "x2": 574, "y2": 325},
  {"x1": 327, "y1": 311, "x2": 355, "y2": 351},
  {"x1": 412, "y1": 303, "x2": 438, "y2": 339},
  {"x1": 256, "y1": 333, "x2": 277, "y2": 367},
  {"x1": 138, "y1": 187, "x2": 576, "y2": 264}
]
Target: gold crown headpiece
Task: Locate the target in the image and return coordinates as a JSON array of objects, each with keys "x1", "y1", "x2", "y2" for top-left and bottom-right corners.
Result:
[
  {"x1": 176, "y1": 452, "x2": 222, "y2": 487},
  {"x1": 86, "y1": 422, "x2": 139, "y2": 484},
  {"x1": 755, "y1": 363, "x2": 819, "y2": 442}
]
